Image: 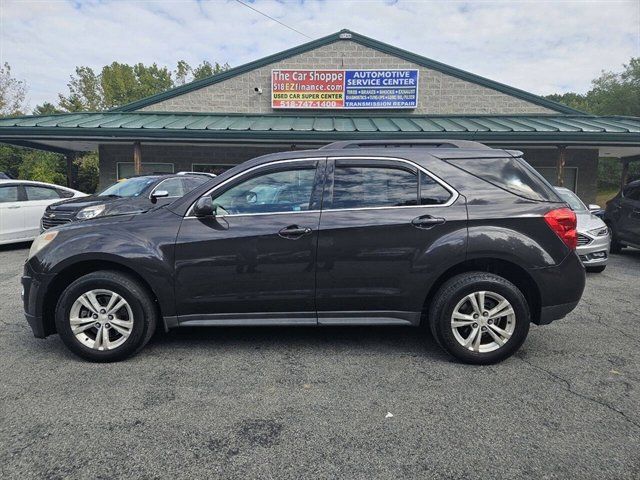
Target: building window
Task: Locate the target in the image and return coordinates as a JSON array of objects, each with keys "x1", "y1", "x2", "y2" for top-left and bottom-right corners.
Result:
[
  {"x1": 192, "y1": 163, "x2": 235, "y2": 175},
  {"x1": 535, "y1": 167, "x2": 578, "y2": 192},
  {"x1": 116, "y1": 162, "x2": 174, "y2": 180}
]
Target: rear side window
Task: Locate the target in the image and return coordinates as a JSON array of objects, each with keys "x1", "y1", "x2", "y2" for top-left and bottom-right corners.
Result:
[
  {"x1": 331, "y1": 165, "x2": 452, "y2": 209},
  {"x1": 25, "y1": 186, "x2": 61, "y2": 200},
  {"x1": 446, "y1": 156, "x2": 560, "y2": 202}
]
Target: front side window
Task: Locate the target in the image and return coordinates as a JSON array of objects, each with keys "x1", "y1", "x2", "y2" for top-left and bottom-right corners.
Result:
[
  {"x1": 213, "y1": 168, "x2": 316, "y2": 215},
  {"x1": 154, "y1": 178, "x2": 185, "y2": 197},
  {"x1": 25, "y1": 186, "x2": 61, "y2": 200},
  {"x1": 0, "y1": 185, "x2": 19, "y2": 203},
  {"x1": 330, "y1": 165, "x2": 451, "y2": 209}
]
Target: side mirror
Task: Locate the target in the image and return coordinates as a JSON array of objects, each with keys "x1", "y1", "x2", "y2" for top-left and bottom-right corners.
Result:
[
  {"x1": 588, "y1": 204, "x2": 601, "y2": 212},
  {"x1": 193, "y1": 196, "x2": 214, "y2": 217},
  {"x1": 151, "y1": 189, "x2": 169, "y2": 200}
]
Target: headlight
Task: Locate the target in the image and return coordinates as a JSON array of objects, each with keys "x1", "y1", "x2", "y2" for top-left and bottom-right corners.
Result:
[
  {"x1": 28, "y1": 230, "x2": 58, "y2": 260},
  {"x1": 588, "y1": 226, "x2": 609, "y2": 237},
  {"x1": 76, "y1": 204, "x2": 106, "y2": 220}
]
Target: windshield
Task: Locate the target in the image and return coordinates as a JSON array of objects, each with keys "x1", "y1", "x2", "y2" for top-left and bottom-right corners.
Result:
[
  {"x1": 555, "y1": 189, "x2": 587, "y2": 212},
  {"x1": 99, "y1": 177, "x2": 158, "y2": 197}
]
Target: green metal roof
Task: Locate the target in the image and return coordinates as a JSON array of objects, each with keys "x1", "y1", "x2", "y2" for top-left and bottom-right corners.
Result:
[
  {"x1": 113, "y1": 29, "x2": 582, "y2": 115},
  {"x1": 0, "y1": 113, "x2": 638, "y2": 147}
]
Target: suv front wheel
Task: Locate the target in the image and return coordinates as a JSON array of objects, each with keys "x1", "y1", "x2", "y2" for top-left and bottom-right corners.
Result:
[
  {"x1": 55, "y1": 271, "x2": 157, "y2": 362},
  {"x1": 429, "y1": 272, "x2": 530, "y2": 364}
]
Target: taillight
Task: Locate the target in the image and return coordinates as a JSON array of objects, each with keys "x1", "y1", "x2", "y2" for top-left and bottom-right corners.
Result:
[{"x1": 544, "y1": 208, "x2": 577, "y2": 250}]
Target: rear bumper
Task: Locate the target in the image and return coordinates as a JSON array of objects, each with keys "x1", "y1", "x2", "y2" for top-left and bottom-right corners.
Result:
[{"x1": 531, "y1": 252, "x2": 585, "y2": 325}]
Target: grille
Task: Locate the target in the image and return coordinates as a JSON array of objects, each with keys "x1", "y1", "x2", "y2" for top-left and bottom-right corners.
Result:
[
  {"x1": 41, "y1": 210, "x2": 75, "y2": 230},
  {"x1": 577, "y1": 233, "x2": 592, "y2": 247}
]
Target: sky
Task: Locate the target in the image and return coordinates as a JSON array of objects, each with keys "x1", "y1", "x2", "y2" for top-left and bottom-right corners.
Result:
[{"x1": 1, "y1": 0, "x2": 639, "y2": 111}]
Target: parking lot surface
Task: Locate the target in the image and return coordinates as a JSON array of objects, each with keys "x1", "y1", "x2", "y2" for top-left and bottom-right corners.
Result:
[{"x1": 1, "y1": 244, "x2": 639, "y2": 479}]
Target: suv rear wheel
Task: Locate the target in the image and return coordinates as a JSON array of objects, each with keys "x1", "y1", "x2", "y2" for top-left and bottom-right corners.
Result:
[
  {"x1": 429, "y1": 272, "x2": 530, "y2": 364},
  {"x1": 55, "y1": 271, "x2": 157, "y2": 362}
]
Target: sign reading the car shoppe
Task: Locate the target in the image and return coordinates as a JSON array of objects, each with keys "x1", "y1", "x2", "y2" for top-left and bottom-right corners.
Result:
[{"x1": 271, "y1": 69, "x2": 419, "y2": 109}]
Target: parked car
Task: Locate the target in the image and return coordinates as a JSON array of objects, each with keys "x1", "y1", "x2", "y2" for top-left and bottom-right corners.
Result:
[
  {"x1": 41, "y1": 172, "x2": 213, "y2": 230},
  {"x1": 554, "y1": 187, "x2": 610, "y2": 273},
  {"x1": 22, "y1": 140, "x2": 586, "y2": 364},
  {"x1": 603, "y1": 179, "x2": 640, "y2": 253},
  {"x1": 0, "y1": 180, "x2": 86, "y2": 245}
]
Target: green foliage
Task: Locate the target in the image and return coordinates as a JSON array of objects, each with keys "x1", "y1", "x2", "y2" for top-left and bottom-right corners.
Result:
[
  {"x1": 57, "y1": 60, "x2": 230, "y2": 112},
  {"x1": 545, "y1": 58, "x2": 640, "y2": 116},
  {"x1": 33, "y1": 102, "x2": 61, "y2": 115},
  {"x1": 598, "y1": 157, "x2": 640, "y2": 189},
  {"x1": 17, "y1": 149, "x2": 66, "y2": 185},
  {"x1": 75, "y1": 152, "x2": 99, "y2": 193}
]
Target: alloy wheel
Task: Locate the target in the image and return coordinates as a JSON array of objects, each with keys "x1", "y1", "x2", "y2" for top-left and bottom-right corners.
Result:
[
  {"x1": 69, "y1": 289, "x2": 134, "y2": 351},
  {"x1": 450, "y1": 290, "x2": 516, "y2": 353}
]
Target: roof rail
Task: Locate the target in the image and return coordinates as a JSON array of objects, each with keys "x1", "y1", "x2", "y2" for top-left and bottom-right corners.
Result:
[{"x1": 319, "y1": 139, "x2": 491, "y2": 150}]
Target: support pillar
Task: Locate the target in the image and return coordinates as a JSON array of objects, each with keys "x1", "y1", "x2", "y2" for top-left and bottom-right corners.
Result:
[
  {"x1": 556, "y1": 146, "x2": 566, "y2": 187},
  {"x1": 133, "y1": 141, "x2": 142, "y2": 175},
  {"x1": 65, "y1": 152, "x2": 78, "y2": 189}
]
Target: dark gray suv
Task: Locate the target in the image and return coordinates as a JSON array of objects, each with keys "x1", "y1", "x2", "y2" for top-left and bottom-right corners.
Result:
[{"x1": 22, "y1": 140, "x2": 585, "y2": 364}]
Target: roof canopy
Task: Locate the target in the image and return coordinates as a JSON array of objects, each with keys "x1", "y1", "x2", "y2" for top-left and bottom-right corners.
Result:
[{"x1": 0, "y1": 112, "x2": 637, "y2": 157}]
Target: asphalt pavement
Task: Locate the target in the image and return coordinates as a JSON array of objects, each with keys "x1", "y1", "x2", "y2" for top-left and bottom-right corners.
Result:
[{"x1": 1, "y1": 243, "x2": 639, "y2": 479}]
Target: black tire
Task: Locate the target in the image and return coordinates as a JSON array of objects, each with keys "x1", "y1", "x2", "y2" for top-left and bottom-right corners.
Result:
[
  {"x1": 55, "y1": 271, "x2": 157, "y2": 362},
  {"x1": 607, "y1": 224, "x2": 623, "y2": 254},
  {"x1": 586, "y1": 265, "x2": 606, "y2": 273},
  {"x1": 429, "y1": 272, "x2": 530, "y2": 365}
]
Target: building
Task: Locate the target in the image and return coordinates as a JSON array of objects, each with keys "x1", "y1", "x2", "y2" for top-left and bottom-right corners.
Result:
[{"x1": 0, "y1": 29, "x2": 638, "y2": 201}]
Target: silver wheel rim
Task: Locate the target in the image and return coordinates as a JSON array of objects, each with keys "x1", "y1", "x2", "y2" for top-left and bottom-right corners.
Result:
[
  {"x1": 451, "y1": 291, "x2": 516, "y2": 353},
  {"x1": 69, "y1": 289, "x2": 134, "y2": 351}
]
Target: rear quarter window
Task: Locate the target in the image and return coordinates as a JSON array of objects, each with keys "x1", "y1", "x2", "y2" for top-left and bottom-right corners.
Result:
[{"x1": 446, "y1": 156, "x2": 561, "y2": 202}]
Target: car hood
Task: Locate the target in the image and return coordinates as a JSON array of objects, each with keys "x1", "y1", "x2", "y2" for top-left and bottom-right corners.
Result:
[
  {"x1": 576, "y1": 211, "x2": 606, "y2": 233},
  {"x1": 47, "y1": 195, "x2": 152, "y2": 216}
]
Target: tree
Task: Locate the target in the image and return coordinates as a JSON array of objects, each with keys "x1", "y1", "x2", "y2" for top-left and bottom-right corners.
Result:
[
  {"x1": 58, "y1": 60, "x2": 229, "y2": 112},
  {"x1": 33, "y1": 102, "x2": 60, "y2": 116},
  {"x1": 0, "y1": 62, "x2": 28, "y2": 116},
  {"x1": 545, "y1": 58, "x2": 640, "y2": 116}
]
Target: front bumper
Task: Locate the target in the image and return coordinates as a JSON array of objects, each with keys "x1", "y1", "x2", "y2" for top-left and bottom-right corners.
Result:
[
  {"x1": 22, "y1": 261, "x2": 55, "y2": 338},
  {"x1": 577, "y1": 233, "x2": 610, "y2": 266}
]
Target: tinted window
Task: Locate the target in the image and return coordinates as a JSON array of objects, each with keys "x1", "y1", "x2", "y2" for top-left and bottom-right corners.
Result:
[
  {"x1": 332, "y1": 166, "x2": 417, "y2": 209},
  {"x1": 0, "y1": 185, "x2": 19, "y2": 203},
  {"x1": 182, "y1": 176, "x2": 208, "y2": 191},
  {"x1": 213, "y1": 168, "x2": 316, "y2": 214},
  {"x1": 624, "y1": 186, "x2": 640, "y2": 201},
  {"x1": 58, "y1": 189, "x2": 75, "y2": 198},
  {"x1": 420, "y1": 171, "x2": 452, "y2": 205},
  {"x1": 155, "y1": 178, "x2": 185, "y2": 197},
  {"x1": 447, "y1": 156, "x2": 561, "y2": 202},
  {"x1": 25, "y1": 186, "x2": 61, "y2": 200},
  {"x1": 555, "y1": 189, "x2": 587, "y2": 212}
]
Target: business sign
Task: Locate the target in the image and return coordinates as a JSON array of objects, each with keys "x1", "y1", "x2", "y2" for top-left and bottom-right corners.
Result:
[{"x1": 271, "y1": 69, "x2": 419, "y2": 109}]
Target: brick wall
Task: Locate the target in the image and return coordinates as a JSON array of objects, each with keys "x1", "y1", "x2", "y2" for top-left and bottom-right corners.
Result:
[{"x1": 140, "y1": 41, "x2": 555, "y2": 115}]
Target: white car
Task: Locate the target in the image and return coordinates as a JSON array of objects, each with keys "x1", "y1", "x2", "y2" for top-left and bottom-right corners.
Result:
[{"x1": 0, "y1": 180, "x2": 86, "y2": 245}]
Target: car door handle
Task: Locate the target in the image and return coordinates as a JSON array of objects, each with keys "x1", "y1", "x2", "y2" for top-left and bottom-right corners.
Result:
[
  {"x1": 411, "y1": 215, "x2": 446, "y2": 229},
  {"x1": 278, "y1": 225, "x2": 312, "y2": 239},
  {"x1": 7, "y1": 205, "x2": 21, "y2": 209}
]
